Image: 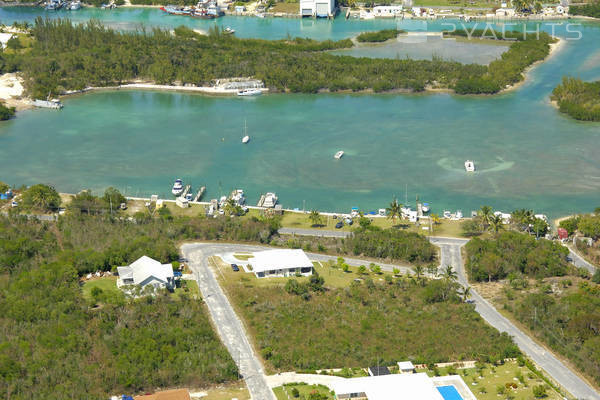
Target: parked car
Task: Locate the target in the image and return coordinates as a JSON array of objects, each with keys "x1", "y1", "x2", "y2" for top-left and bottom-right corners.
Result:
[
  {"x1": 173, "y1": 270, "x2": 183, "y2": 278},
  {"x1": 231, "y1": 263, "x2": 240, "y2": 272},
  {"x1": 335, "y1": 221, "x2": 344, "y2": 229}
]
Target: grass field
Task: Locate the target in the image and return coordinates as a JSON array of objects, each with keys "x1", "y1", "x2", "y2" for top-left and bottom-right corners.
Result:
[
  {"x1": 81, "y1": 276, "x2": 119, "y2": 300},
  {"x1": 269, "y1": 2, "x2": 299, "y2": 13},
  {"x1": 273, "y1": 383, "x2": 333, "y2": 400},
  {"x1": 412, "y1": 0, "x2": 500, "y2": 7},
  {"x1": 200, "y1": 381, "x2": 250, "y2": 400}
]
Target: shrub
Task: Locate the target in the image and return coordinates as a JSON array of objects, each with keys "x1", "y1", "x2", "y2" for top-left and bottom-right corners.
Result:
[{"x1": 532, "y1": 384, "x2": 547, "y2": 398}]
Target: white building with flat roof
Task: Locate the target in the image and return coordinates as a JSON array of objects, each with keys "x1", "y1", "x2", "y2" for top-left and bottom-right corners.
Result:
[
  {"x1": 248, "y1": 249, "x2": 313, "y2": 278},
  {"x1": 330, "y1": 373, "x2": 476, "y2": 400},
  {"x1": 300, "y1": 0, "x2": 335, "y2": 17}
]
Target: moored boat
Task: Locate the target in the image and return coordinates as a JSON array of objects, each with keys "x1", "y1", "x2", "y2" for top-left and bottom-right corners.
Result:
[
  {"x1": 422, "y1": 203, "x2": 430, "y2": 213},
  {"x1": 172, "y1": 179, "x2": 184, "y2": 196},
  {"x1": 224, "y1": 26, "x2": 235, "y2": 34},
  {"x1": 237, "y1": 88, "x2": 262, "y2": 96}
]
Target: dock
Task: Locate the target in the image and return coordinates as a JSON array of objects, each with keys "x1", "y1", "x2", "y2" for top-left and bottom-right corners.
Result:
[
  {"x1": 193, "y1": 186, "x2": 206, "y2": 202},
  {"x1": 257, "y1": 194, "x2": 266, "y2": 207},
  {"x1": 181, "y1": 184, "x2": 191, "y2": 199}
]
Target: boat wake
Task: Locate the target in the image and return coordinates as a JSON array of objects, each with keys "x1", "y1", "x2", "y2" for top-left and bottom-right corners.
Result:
[{"x1": 437, "y1": 157, "x2": 514, "y2": 173}]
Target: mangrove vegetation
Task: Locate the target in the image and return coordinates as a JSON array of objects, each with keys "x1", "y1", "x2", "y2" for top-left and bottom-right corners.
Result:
[{"x1": 551, "y1": 77, "x2": 600, "y2": 121}]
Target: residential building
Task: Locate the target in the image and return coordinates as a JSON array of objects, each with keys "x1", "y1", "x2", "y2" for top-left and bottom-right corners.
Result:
[
  {"x1": 248, "y1": 249, "x2": 313, "y2": 278},
  {"x1": 117, "y1": 255, "x2": 175, "y2": 290}
]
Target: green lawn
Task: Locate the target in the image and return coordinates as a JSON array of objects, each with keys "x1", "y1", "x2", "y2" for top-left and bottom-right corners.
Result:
[
  {"x1": 172, "y1": 279, "x2": 200, "y2": 300},
  {"x1": 419, "y1": 360, "x2": 564, "y2": 400},
  {"x1": 273, "y1": 383, "x2": 333, "y2": 400},
  {"x1": 412, "y1": 0, "x2": 500, "y2": 8},
  {"x1": 81, "y1": 276, "x2": 119, "y2": 300},
  {"x1": 212, "y1": 257, "x2": 395, "y2": 290}
]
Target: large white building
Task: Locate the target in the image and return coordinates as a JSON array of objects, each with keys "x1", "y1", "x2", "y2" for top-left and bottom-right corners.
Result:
[
  {"x1": 330, "y1": 373, "x2": 476, "y2": 400},
  {"x1": 117, "y1": 256, "x2": 175, "y2": 290},
  {"x1": 300, "y1": 0, "x2": 335, "y2": 18},
  {"x1": 248, "y1": 249, "x2": 313, "y2": 278}
]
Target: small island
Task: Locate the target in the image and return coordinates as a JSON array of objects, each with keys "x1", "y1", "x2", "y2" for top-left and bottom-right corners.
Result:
[{"x1": 551, "y1": 77, "x2": 600, "y2": 122}]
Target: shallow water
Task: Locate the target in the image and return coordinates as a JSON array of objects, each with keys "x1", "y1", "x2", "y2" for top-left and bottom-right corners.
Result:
[
  {"x1": 331, "y1": 36, "x2": 509, "y2": 64},
  {"x1": 0, "y1": 11, "x2": 599, "y2": 217}
]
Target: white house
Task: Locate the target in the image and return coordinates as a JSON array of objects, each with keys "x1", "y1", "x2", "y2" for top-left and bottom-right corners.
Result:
[
  {"x1": 373, "y1": 5, "x2": 403, "y2": 17},
  {"x1": 248, "y1": 249, "x2": 313, "y2": 278},
  {"x1": 300, "y1": 0, "x2": 335, "y2": 18},
  {"x1": 398, "y1": 361, "x2": 416, "y2": 374},
  {"x1": 117, "y1": 256, "x2": 175, "y2": 290},
  {"x1": 495, "y1": 7, "x2": 516, "y2": 16}
]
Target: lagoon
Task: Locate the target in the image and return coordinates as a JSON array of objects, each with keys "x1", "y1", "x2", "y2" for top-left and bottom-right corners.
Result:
[{"x1": 0, "y1": 12, "x2": 599, "y2": 217}]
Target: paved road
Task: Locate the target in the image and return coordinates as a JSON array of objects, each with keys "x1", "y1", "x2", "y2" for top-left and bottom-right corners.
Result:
[
  {"x1": 434, "y1": 238, "x2": 600, "y2": 400},
  {"x1": 278, "y1": 227, "x2": 352, "y2": 238},
  {"x1": 567, "y1": 246, "x2": 597, "y2": 274},
  {"x1": 181, "y1": 243, "x2": 277, "y2": 400}
]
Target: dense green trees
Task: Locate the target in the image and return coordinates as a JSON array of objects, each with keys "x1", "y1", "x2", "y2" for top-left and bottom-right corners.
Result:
[
  {"x1": 510, "y1": 282, "x2": 600, "y2": 386},
  {"x1": 356, "y1": 29, "x2": 403, "y2": 42},
  {"x1": 14, "y1": 19, "x2": 554, "y2": 97},
  {"x1": 569, "y1": 1, "x2": 600, "y2": 18},
  {"x1": 0, "y1": 214, "x2": 242, "y2": 399},
  {"x1": 0, "y1": 102, "x2": 15, "y2": 120},
  {"x1": 551, "y1": 77, "x2": 600, "y2": 121},
  {"x1": 230, "y1": 277, "x2": 519, "y2": 371},
  {"x1": 560, "y1": 213, "x2": 600, "y2": 240},
  {"x1": 20, "y1": 183, "x2": 61, "y2": 211},
  {"x1": 464, "y1": 231, "x2": 569, "y2": 281},
  {"x1": 343, "y1": 228, "x2": 437, "y2": 264}
]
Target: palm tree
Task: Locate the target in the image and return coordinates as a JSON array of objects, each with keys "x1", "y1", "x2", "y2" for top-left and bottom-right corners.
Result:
[
  {"x1": 224, "y1": 198, "x2": 236, "y2": 216},
  {"x1": 308, "y1": 209, "x2": 323, "y2": 227},
  {"x1": 443, "y1": 265, "x2": 457, "y2": 282},
  {"x1": 386, "y1": 197, "x2": 403, "y2": 226},
  {"x1": 459, "y1": 286, "x2": 472, "y2": 302},
  {"x1": 414, "y1": 265, "x2": 425, "y2": 285},
  {"x1": 489, "y1": 214, "x2": 504, "y2": 234},
  {"x1": 478, "y1": 205, "x2": 493, "y2": 229}
]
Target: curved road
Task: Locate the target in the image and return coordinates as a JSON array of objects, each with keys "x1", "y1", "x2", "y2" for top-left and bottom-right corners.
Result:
[
  {"x1": 431, "y1": 237, "x2": 600, "y2": 400},
  {"x1": 183, "y1": 239, "x2": 600, "y2": 400}
]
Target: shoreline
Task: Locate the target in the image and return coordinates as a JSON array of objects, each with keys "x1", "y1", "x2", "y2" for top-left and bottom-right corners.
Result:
[{"x1": 499, "y1": 36, "x2": 564, "y2": 94}]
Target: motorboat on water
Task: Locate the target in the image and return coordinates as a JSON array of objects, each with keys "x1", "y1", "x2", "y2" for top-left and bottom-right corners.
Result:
[
  {"x1": 263, "y1": 192, "x2": 278, "y2": 208},
  {"x1": 443, "y1": 210, "x2": 452, "y2": 219},
  {"x1": 422, "y1": 203, "x2": 430, "y2": 213},
  {"x1": 455, "y1": 210, "x2": 463, "y2": 219},
  {"x1": 334, "y1": 151, "x2": 344, "y2": 159},
  {"x1": 68, "y1": 1, "x2": 81, "y2": 10},
  {"x1": 230, "y1": 189, "x2": 246, "y2": 205},
  {"x1": 172, "y1": 179, "x2": 184, "y2": 196},
  {"x1": 464, "y1": 160, "x2": 475, "y2": 172},
  {"x1": 224, "y1": 26, "x2": 235, "y2": 34},
  {"x1": 237, "y1": 88, "x2": 262, "y2": 96}
]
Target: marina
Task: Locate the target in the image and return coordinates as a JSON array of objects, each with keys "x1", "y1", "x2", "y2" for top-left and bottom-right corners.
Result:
[{"x1": 0, "y1": 17, "x2": 599, "y2": 217}]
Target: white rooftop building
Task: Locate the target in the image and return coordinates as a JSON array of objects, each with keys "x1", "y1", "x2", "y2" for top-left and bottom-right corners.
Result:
[
  {"x1": 331, "y1": 373, "x2": 476, "y2": 400},
  {"x1": 117, "y1": 256, "x2": 175, "y2": 290},
  {"x1": 300, "y1": 0, "x2": 335, "y2": 17},
  {"x1": 248, "y1": 249, "x2": 313, "y2": 278},
  {"x1": 397, "y1": 361, "x2": 416, "y2": 374}
]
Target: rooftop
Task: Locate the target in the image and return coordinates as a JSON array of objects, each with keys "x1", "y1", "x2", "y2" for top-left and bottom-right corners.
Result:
[
  {"x1": 331, "y1": 373, "x2": 445, "y2": 400},
  {"x1": 248, "y1": 249, "x2": 312, "y2": 273}
]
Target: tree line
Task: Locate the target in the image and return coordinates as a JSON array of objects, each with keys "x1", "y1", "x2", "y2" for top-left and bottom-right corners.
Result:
[
  {"x1": 568, "y1": 1, "x2": 600, "y2": 18},
  {"x1": 356, "y1": 29, "x2": 404, "y2": 43},
  {"x1": 3, "y1": 19, "x2": 555, "y2": 98},
  {"x1": 551, "y1": 77, "x2": 600, "y2": 122}
]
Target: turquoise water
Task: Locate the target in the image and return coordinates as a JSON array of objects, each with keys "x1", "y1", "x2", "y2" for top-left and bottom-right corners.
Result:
[{"x1": 0, "y1": 11, "x2": 599, "y2": 216}]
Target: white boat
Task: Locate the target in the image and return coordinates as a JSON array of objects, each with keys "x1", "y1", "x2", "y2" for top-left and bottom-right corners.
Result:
[
  {"x1": 242, "y1": 119, "x2": 250, "y2": 143},
  {"x1": 69, "y1": 1, "x2": 81, "y2": 10},
  {"x1": 443, "y1": 210, "x2": 452, "y2": 219},
  {"x1": 237, "y1": 88, "x2": 262, "y2": 96},
  {"x1": 224, "y1": 26, "x2": 235, "y2": 34},
  {"x1": 171, "y1": 179, "x2": 184, "y2": 196},
  {"x1": 230, "y1": 189, "x2": 246, "y2": 205},
  {"x1": 262, "y1": 192, "x2": 278, "y2": 208},
  {"x1": 422, "y1": 203, "x2": 430, "y2": 213},
  {"x1": 464, "y1": 160, "x2": 475, "y2": 172},
  {"x1": 334, "y1": 150, "x2": 344, "y2": 159},
  {"x1": 455, "y1": 210, "x2": 463, "y2": 219}
]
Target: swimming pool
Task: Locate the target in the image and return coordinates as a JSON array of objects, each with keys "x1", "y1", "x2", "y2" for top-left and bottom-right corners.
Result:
[{"x1": 437, "y1": 385, "x2": 464, "y2": 400}]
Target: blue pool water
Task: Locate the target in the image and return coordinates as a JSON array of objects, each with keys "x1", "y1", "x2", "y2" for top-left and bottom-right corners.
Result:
[{"x1": 437, "y1": 385, "x2": 464, "y2": 400}]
